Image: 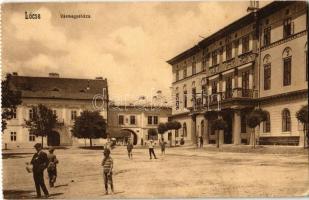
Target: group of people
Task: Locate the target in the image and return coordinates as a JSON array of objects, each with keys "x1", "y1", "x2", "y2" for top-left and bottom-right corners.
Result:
[
  {"x1": 125, "y1": 138, "x2": 167, "y2": 160},
  {"x1": 28, "y1": 143, "x2": 59, "y2": 198},
  {"x1": 28, "y1": 138, "x2": 171, "y2": 198}
]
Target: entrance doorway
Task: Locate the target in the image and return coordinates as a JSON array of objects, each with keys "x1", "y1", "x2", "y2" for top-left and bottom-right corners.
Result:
[
  {"x1": 122, "y1": 129, "x2": 138, "y2": 145},
  {"x1": 47, "y1": 131, "x2": 60, "y2": 146},
  {"x1": 222, "y1": 110, "x2": 233, "y2": 144}
]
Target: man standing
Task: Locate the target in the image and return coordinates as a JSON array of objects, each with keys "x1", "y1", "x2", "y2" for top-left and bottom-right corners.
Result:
[
  {"x1": 148, "y1": 140, "x2": 157, "y2": 159},
  {"x1": 200, "y1": 136, "x2": 204, "y2": 148},
  {"x1": 30, "y1": 143, "x2": 49, "y2": 198}
]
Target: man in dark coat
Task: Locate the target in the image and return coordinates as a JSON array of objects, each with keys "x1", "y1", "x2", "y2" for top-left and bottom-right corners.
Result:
[{"x1": 30, "y1": 143, "x2": 49, "y2": 198}]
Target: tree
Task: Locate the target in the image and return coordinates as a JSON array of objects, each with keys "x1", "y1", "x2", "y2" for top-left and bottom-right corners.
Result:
[
  {"x1": 246, "y1": 108, "x2": 268, "y2": 148},
  {"x1": 24, "y1": 104, "x2": 57, "y2": 147},
  {"x1": 157, "y1": 123, "x2": 167, "y2": 139},
  {"x1": 212, "y1": 118, "x2": 227, "y2": 148},
  {"x1": 296, "y1": 105, "x2": 308, "y2": 148},
  {"x1": 1, "y1": 74, "x2": 22, "y2": 131},
  {"x1": 148, "y1": 128, "x2": 158, "y2": 140},
  {"x1": 71, "y1": 110, "x2": 107, "y2": 147}
]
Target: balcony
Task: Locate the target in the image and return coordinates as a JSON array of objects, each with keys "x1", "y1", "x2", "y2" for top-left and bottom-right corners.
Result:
[{"x1": 192, "y1": 88, "x2": 257, "y2": 110}]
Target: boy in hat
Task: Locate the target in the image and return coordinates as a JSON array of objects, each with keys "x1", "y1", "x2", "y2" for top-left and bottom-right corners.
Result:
[
  {"x1": 30, "y1": 143, "x2": 49, "y2": 198},
  {"x1": 101, "y1": 148, "x2": 114, "y2": 195},
  {"x1": 47, "y1": 147, "x2": 59, "y2": 187}
]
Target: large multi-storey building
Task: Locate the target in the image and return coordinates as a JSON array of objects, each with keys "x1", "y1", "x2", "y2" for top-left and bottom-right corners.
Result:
[
  {"x1": 167, "y1": 1, "x2": 308, "y2": 146},
  {"x1": 2, "y1": 73, "x2": 108, "y2": 148}
]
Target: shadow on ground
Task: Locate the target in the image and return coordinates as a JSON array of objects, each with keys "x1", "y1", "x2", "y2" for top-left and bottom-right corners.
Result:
[
  {"x1": 2, "y1": 153, "x2": 33, "y2": 159},
  {"x1": 3, "y1": 190, "x2": 64, "y2": 199},
  {"x1": 78, "y1": 146, "x2": 105, "y2": 150}
]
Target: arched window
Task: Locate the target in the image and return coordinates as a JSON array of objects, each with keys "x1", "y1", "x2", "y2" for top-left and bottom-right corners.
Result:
[
  {"x1": 282, "y1": 109, "x2": 291, "y2": 132},
  {"x1": 282, "y1": 47, "x2": 292, "y2": 86},
  {"x1": 263, "y1": 55, "x2": 271, "y2": 90},
  {"x1": 183, "y1": 123, "x2": 187, "y2": 137},
  {"x1": 263, "y1": 112, "x2": 271, "y2": 133},
  {"x1": 201, "y1": 120, "x2": 204, "y2": 137}
]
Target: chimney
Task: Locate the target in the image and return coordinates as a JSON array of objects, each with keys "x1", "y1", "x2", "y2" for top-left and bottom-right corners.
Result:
[
  {"x1": 95, "y1": 77, "x2": 103, "y2": 80},
  {"x1": 49, "y1": 73, "x2": 60, "y2": 78},
  {"x1": 12, "y1": 72, "x2": 18, "y2": 76}
]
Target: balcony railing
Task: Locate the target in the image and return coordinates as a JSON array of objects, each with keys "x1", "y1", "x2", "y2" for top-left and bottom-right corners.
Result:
[{"x1": 193, "y1": 88, "x2": 257, "y2": 109}]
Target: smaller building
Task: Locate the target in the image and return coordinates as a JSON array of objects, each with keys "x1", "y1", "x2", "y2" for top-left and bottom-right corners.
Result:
[
  {"x1": 108, "y1": 98, "x2": 172, "y2": 145},
  {"x1": 2, "y1": 73, "x2": 108, "y2": 149}
]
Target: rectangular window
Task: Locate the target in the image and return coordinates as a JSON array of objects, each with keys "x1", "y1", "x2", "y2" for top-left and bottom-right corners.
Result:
[
  {"x1": 264, "y1": 64, "x2": 271, "y2": 90},
  {"x1": 183, "y1": 91, "x2": 187, "y2": 108},
  {"x1": 242, "y1": 35, "x2": 250, "y2": 54},
  {"x1": 242, "y1": 71, "x2": 250, "y2": 97},
  {"x1": 10, "y1": 132, "x2": 17, "y2": 142},
  {"x1": 192, "y1": 63, "x2": 196, "y2": 75},
  {"x1": 175, "y1": 93, "x2": 179, "y2": 110},
  {"x1": 283, "y1": 57, "x2": 291, "y2": 86},
  {"x1": 192, "y1": 87, "x2": 196, "y2": 107},
  {"x1": 53, "y1": 110, "x2": 57, "y2": 117},
  {"x1": 130, "y1": 115, "x2": 136, "y2": 125},
  {"x1": 202, "y1": 57, "x2": 207, "y2": 71},
  {"x1": 234, "y1": 39, "x2": 239, "y2": 56},
  {"x1": 211, "y1": 81, "x2": 217, "y2": 94},
  {"x1": 175, "y1": 130, "x2": 179, "y2": 137},
  {"x1": 212, "y1": 51, "x2": 218, "y2": 66},
  {"x1": 183, "y1": 68, "x2": 187, "y2": 78},
  {"x1": 226, "y1": 43, "x2": 232, "y2": 60},
  {"x1": 148, "y1": 116, "x2": 153, "y2": 125},
  {"x1": 241, "y1": 115, "x2": 247, "y2": 133},
  {"x1": 29, "y1": 132, "x2": 36, "y2": 141},
  {"x1": 153, "y1": 116, "x2": 158, "y2": 125},
  {"x1": 71, "y1": 110, "x2": 77, "y2": 120},
  {"x1": 118, "y1": 115, "x2": 124, "y2": 125},
  {"x1": 176, "y1": 70, "x2": 179, "y2": 81},
  {"x1": 29, "y1": 108, "x2": 34, "y2": 119},
  {"x1": 263, "y1": 27, "x2": 271, "y2": 46},
  {"x1": 225, "y1": 76, "x2": 233, "y2": 99},
  {"x1": 12, "y1": 108, "x2": 17, "y2": 119},
  {"x1": 283, "y1": 18, "x2": 292, "y2": 38}
]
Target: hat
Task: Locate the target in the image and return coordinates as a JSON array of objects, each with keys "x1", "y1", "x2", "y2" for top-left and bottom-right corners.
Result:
[
  {"x1": 49, "y1": 147, "x2": 55, "y2": 153},
  {"x1": 34, "y1": 143, "x2": 42, "y2": 149}
]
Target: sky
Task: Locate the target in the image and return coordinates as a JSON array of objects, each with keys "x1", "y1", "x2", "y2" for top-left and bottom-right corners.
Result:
[{"x1": 2, "y1": 1, "x2": 271, "y2": 101}]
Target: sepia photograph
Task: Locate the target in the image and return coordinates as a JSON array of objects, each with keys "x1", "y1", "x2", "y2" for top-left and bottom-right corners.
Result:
[{"x1": 1, "y1": 0, "x2": 308, "y2": 199}]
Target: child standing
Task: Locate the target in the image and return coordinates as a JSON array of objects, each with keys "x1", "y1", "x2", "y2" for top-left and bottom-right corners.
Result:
[
  {"x1": 101, "y1": 149, "x2": 114, "y2": 195},
  {"x1": 47, "y1": 148, "x2": 59, "y2": 187}
]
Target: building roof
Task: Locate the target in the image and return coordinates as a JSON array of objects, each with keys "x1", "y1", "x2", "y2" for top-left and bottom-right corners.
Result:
[
  {"x1": 167, "y1": 1, "x2": 294, "y2": 65},
  {"x1": 8, "y1": 75, "x2": 108, "y2": 100}
]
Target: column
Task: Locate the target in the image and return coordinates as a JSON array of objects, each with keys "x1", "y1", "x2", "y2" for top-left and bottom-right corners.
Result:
[
  {"x1": 204, "y1": 118, "x2": 209, "y2": 144},
  {"x1": 233, "y1": 110, "x2": 241, "y2": 145},
  {"x1": 191, "y1": 115, "x2": 197, "y2": 145}
]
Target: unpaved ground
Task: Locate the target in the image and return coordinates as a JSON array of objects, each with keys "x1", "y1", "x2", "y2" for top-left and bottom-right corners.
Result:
[{"x1": 2, "y1": 146, "x2": 309, "y2": 198}]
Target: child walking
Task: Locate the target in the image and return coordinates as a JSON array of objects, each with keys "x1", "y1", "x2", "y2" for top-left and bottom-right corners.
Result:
[{"x1": 101, "y1": 149, "x2": 114, "y2": 195}]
